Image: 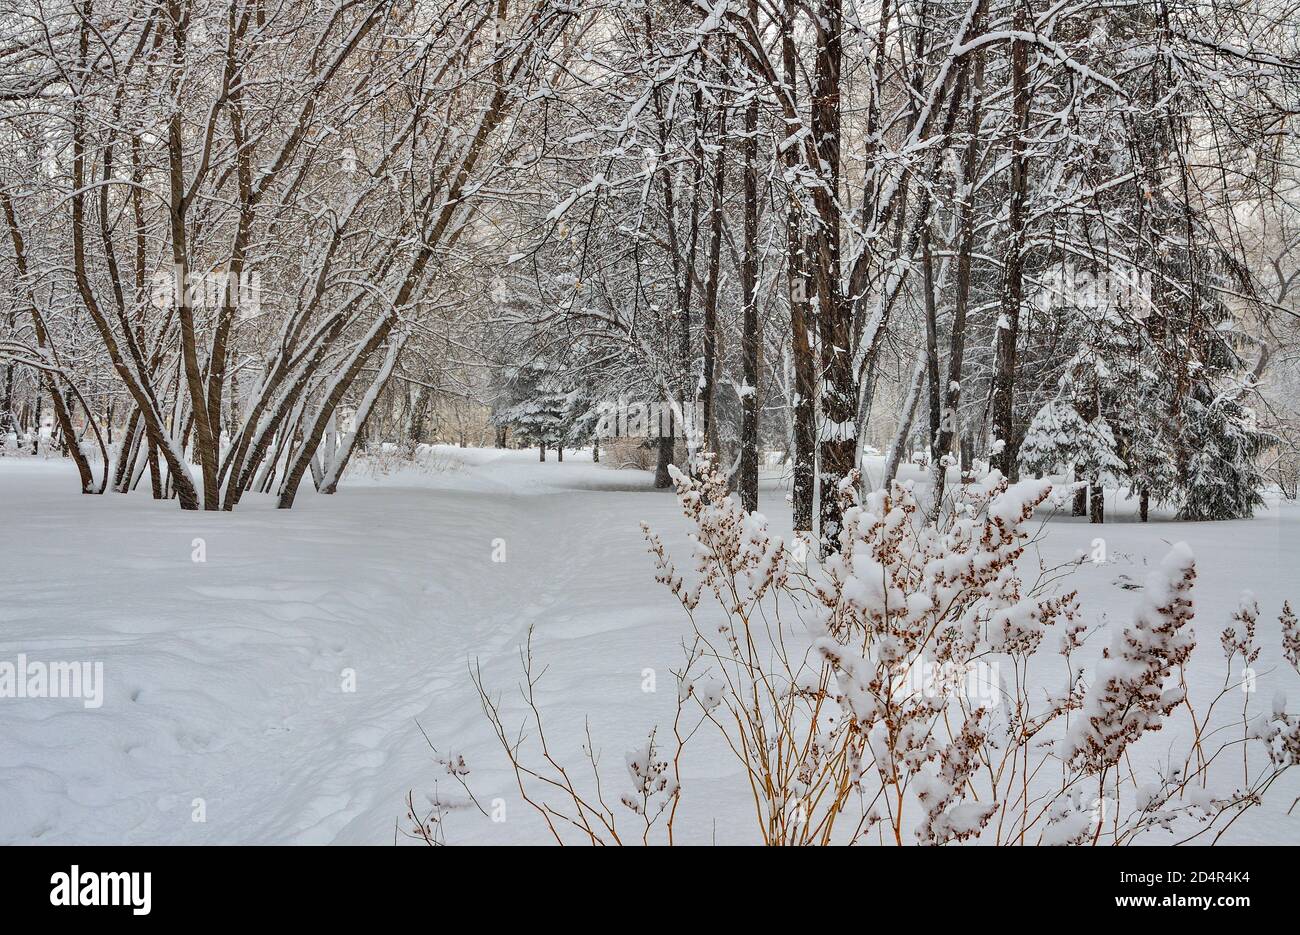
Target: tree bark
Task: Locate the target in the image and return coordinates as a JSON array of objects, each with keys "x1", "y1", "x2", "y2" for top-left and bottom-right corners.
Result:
[
  {"x1": 884, "y1": 351, "x2": 926, "y2": 488},
  {"x1": 929, "y1": 33, "x2": 985, "y2": 511},
  {"x1": 738, "y1": 0, "x2": 761, "y2": 513},
  {"x1": 991, "y1": 2, "x2": 1032, "y2": 480},
  {"x1": 699, "y1": 97, "x2": 726, "y2": 460},
  {"x1": 1089, "y1": 482, "x2": 1104, "y2": 524},
  {"x1": 921, "y1": 227, "x2": 942, "y2": 503},
  {"x1": 319, "y1": 332, "x2": 407, "y2": 495},
  {"x1": 406, "y1": 382, "x2": 433, "y2": 443},
  {"x1": 812, "y1": 0, "x2": 857, "y2": 546},
  {"x1": 654, "y1": 420, "x2": 673, "y2": 488}
]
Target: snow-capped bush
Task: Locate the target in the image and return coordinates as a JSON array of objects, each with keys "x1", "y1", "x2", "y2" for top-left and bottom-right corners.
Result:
[
  {"x1": 465, "y1": 459, "x2": 1297, "y2": 845},
  {"x1": 347, "y1": 441, "x2": 461, "y2": 479},
  {"x1": 1065, "y1": 544, "x2": 1196, "y2": 773},
  {"x1": 1283, "y1": 602, "x2": 1300, "y2": 673}
]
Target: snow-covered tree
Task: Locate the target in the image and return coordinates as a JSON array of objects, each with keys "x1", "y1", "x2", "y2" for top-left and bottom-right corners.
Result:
[
  {"x1": 1179, "y1": 383, "x2": 1269, "y2": 521},
  {"x1": 494, "y1": 362, "x2": 571, "y2": 461},
  {"x1": 1019, "y1": 400, "x2": 1124, "y2": 484}
]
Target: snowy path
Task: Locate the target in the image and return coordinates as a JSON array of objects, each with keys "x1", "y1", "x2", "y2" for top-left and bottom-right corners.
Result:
[
  {"x1": 0, "y1": 452, "x2": 702, "y2": 844},
  {"x1": 2, "y1": 450, "x2": 1299, "y2": 844}
]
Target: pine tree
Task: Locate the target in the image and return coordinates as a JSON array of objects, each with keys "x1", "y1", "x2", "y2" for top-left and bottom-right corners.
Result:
[
  {"x1": 1077, "y1": 302, "x2": 1177, "y2": 520},
  {"x1": 1177, "y1": 377, "x2": 1269, "y2": 520},
  {"x1": 494, "y1": 362, "x2": 571, "y2": 461},
  {"x1": 1019, "y1": 399, "x2": 1125, "y2": 496},
  {"x1": 1019, "y1": 297, "x2": 1130, "y2": 522}
]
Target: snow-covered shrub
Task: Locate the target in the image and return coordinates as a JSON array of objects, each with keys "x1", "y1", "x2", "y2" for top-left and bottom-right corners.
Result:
[
  {"x1": 346, "y1": 441, "x2": 459, "y2": 479},
  {"x1": 468, "y1": 630, "x2": 693, "y2": 845},
  {"x1": 644, "y1": 462, "x2": 1097, "y2": 844},
  {"x1": 465, "y1": 460, "x2": 1297, "y2": 845},
  {"x1": 1283, "y1": 602, "x2": 1300, "y2": 673},
  {"x1": 1065, "y1": 544, "x2": 1196, "y2": 774}
]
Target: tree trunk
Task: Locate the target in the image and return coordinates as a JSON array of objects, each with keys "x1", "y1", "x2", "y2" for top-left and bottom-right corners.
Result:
[
  {"x1": 406, "y1": 382, "x2": 433, "y2": 443},
  {"x1": 147, "y1": 438, "x2": 162, "y2": 499},
  {"x1": 885, "y1": 351, "x2": 926, "y2": 488},
  {"x1": 654, "y1": 425, "x2": 673, "y2": 488},
  {"x1": 319, "y1": 333, "x2": 406, "y2": 495},
  {"x1": 960, "y1": 436, "x2": 975, "y2": 484},
  {"x1": 48, "y1": 378, "x2": 97, "y2": 493},
  {"x1": 785, "y1": 151, "x2": 816, "y2": 529},
  {"x1": 788, "y1": 296, "x2": 816, "y2": 529},
  {"x1": 812, "y1": 0, "x2": 856, "y2": 546},
  {"x1": 699, "y1": 96, "x2": 726, "y2": 459},
  {"x1": 738, "y1": 4, "x2": 760, "y2": 514},
  {"x1": 1089, "y1": 482, "x2": 1104, "y2": 524},
  {"x1": 168, "y1": 88, "x2": 220, "y2": 508},
  {"x1": 921, "y1": 227, "x2": 942, "y2": 500},
  {"x1": 277, "y1": 312, "x2": 398, "y2": 509},
  {"x1": 930, "y1": 39, "x2": 985, "y2": 511},
  {"x1": 1, "y1": 350, "x2": 13, "y2": 434},
  {"x1": 112, "y1": 408, "x2": 141, "y2": 492},
  {"x1": 1139, "y1": 488, "x2": 1150, "y2": 522},
  {"x1": 991, "y1": 3, "x2": 1031, "y2": 481}
]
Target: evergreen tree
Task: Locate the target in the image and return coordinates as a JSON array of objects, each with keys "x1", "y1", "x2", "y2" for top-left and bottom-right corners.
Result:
[
  {"x1": 1019, "y1": 399, "x2": 1125, "y2": 489},
  {"x1": 1177, "y1": 358, "x2": 1269, "y2": 521},
  {"x1": 494, "y1": 362, "x2": 571, "y2": 460}
]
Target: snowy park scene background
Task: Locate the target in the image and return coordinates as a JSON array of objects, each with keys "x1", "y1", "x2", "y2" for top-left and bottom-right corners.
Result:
[{"x1": 2, "y1": 0, "x2": 1300, "y2": 847}]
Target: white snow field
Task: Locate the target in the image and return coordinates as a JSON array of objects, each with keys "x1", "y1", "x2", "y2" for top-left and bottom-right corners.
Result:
[{"x1": 1, "y1": 448, "x2": 1298, "y2": 845}]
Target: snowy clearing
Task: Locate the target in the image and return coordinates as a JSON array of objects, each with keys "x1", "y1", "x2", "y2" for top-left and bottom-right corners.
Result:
[{"x1": 2, "y1": 449, "x2": 1297, "y2": 845}]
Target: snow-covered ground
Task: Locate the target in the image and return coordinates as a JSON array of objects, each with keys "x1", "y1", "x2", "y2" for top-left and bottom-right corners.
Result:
[{"x1": 1, "y1": 448, "x2": 1298, "y2": 844}]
